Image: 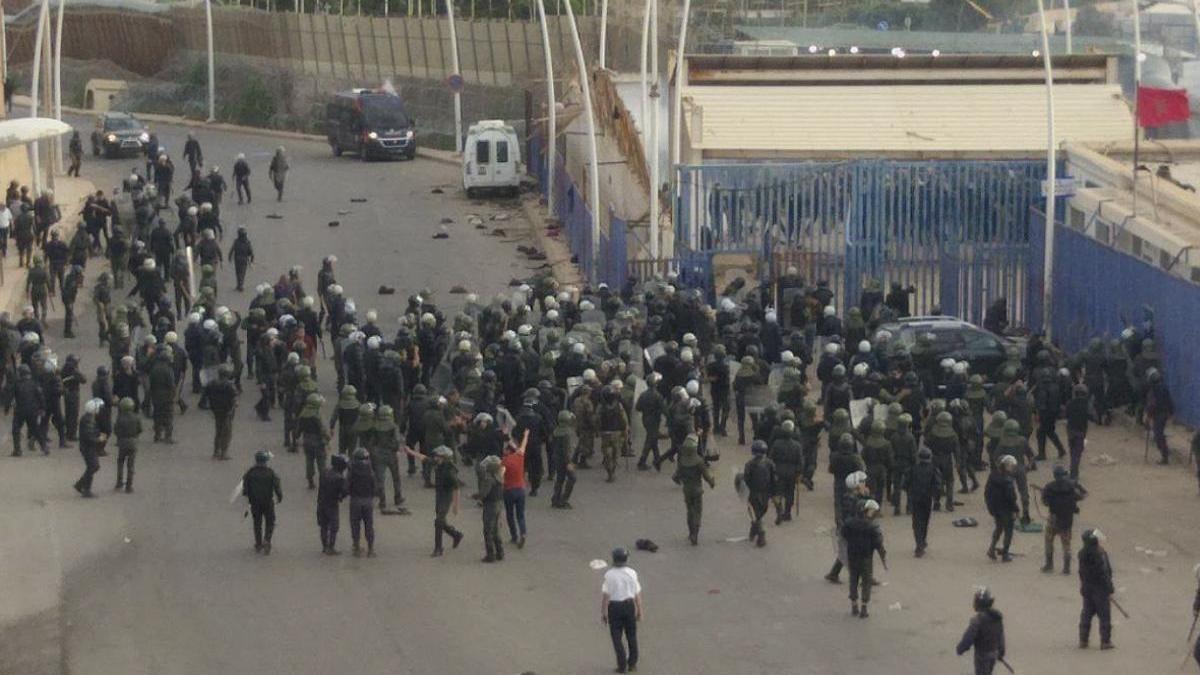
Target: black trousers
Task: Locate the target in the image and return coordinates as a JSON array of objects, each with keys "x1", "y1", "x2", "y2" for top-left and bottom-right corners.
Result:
[
  {"x1": 712, "y1": 391, "x2": 729, "y2": 433},
  {"x1": 1080, "y1": 588, "x2": 1112, "y2": 644},
  {"x1": 607, "y1": 599, "x2": 639, "y2": 671},
  {"x1": 75, "y1": 445, "x2": 99, "y2": 493},
  {"x1": 911, "y1": 498, "x2": 932, "y2": 549},
  {"x1": 1037, "y1": 412, "x2": 1066, "y2": 458},
  {"x1": 317, "y1": 505, "x2": 339, "y2": 550},
  {"x1": 251, "y1": 502, "x2": 276, "y2": 547},
  {"x1": 990, "y1": 514, "x2": 1014, "y2": 555}
]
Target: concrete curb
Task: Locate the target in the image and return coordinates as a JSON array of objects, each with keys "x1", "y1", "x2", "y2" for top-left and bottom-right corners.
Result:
[
  {"x1": 517, "y1": 194, "x2": 583, "y2": 288},
  {"x1": 16, "y1": 96, "x2": 461, "y2": 166}
]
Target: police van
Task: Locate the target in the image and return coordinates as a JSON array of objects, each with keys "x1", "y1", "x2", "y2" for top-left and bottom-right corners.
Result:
[
  {"x1": 325, "y1": 89, "x2": 416, "y2": 161},
  {"x1": 462, "y1": 120, "x2": 522, "y2": 197}
]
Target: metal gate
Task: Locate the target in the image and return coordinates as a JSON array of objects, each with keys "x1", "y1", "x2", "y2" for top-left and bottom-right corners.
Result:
[{"x1": 675, "y1": 160, "x2": 1047, "y2": 325}]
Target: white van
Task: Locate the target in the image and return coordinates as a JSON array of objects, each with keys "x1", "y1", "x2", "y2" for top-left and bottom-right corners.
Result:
[{"x1": 463, "y1": 120, "x2": 522, "y2": 197}]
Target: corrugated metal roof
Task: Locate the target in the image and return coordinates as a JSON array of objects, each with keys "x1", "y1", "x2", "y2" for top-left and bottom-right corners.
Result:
[
  {"x1": 733, "y1": 25, "x2": 1136, "y2": 55},
  {"x1": 685, "y1": 84, "x2": 1132, "y2": 157}
]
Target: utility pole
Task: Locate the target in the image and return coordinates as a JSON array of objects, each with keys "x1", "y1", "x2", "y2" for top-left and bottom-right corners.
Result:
[
  {"x1": 445, "y1": 0, "x2": 462, "y2": 153},
  {"x1": 53, "y1": 0, "x2": 65, "y2": 175},
  {"x1": 563, "y1": 0, "x2": 600, "y2": 282},
  {"x1": 535, "y1": 0, "x2": 556, "y2": 215}
]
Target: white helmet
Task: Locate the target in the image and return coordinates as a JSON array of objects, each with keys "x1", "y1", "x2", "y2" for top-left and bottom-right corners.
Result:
[
  {"x1": 940, "y1": 357, "x2": 956, "y2": 370},
  {"x1": 546, "y1": 309, "x2": 559, "y2": 321},
  {"x1": 579, "y1": 300, "x2": 595, "y2": 312},
  {"x1": 954, "y1": 361, "x2": 970, "y2": 375},
  {"x1": 853, "y1": 362, "x2": 869, "y2": 377},
  {"x1": 203, "y1": 319, "x2": 218, "y2": 331},
  {"x1": 366, "y1": 310, "x2": 378, "y2": 323},
  {"x1": 187, "y1": 205, "x2": 198, "y2": 216},
  {"x1": 824, "y1": 343, "x2": 839, "y2": 355},
  {"x1": 780, "y1": 350, "x2": 794, "y2": 363},
  {"x1": 583, "y1": 368, "x2": 598, "y2": 382},
  {"x1": 680, "y1": 348, "x2": 694, "y2": 364},
  {"x1": 572, "y1": 342, "x2": 585, "y2": 355},
  {"x1": 682, "y1": 332, "x2": 697, "y2": 346},
  {"x1": 367, "y1": 336, "x2": 382, "y2": 350},
  {"x1": 287, "y1": 352, "x2": 301, "y2": 365},
  {"x1": 720, "y1": 298, "x2": 736, "y2": 312},
  {"x1": 824, "y1": 305, "x2": 836, "y2": 317},
  {"x1": 765, "y1": 310, "x2": 777, "y2": 323},
  {"x1": 518, "y1": 324, "x2": 533, "y2": 336},
  {"x1": 685, "y1": 380, "x2": 700, "y2": 396},
  {"x1": 858, "y1": 340, "x2": 871, "y2": 354},
  {"x1": 458, "y1": 339, "x2": 471, "y2": 352}
]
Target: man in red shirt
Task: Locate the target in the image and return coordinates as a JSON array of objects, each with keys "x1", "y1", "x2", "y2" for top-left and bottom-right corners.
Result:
[{"x1": 502, "y1": 430, "x2": 530, "y2": 548}]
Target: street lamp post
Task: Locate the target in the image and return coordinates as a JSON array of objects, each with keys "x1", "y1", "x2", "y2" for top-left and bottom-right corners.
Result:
[
  {"x1": 599, "y1": 0, "x2": 608, "y2": 69},
  {"x1": 29, "y1": 0, "x2": 50, "y2": 194},
  {"x1": 445, "y1": 0, "x2": 463, "y2": 153},
  {"x1": 53, "y1": 0, "x2": 64, "y2": 174},
  {"x1": 671, "y1": 0, "x2": 691, "y2": 169},
  {"x1": 562, "y1": 0, "x2": 600, "y2": 281},
  {"x1": 205, "y1": 0, "x2": 216, "y2": 122},
  {"x1": 1036, "y1": 0, "x2": 1057, "y2": 338},
  {"x1": 650, "y1": 0, "x2": 660, "y2": 259},
  {"x1": 535, "y1": 0, "x2": 556, "y2": 215}
]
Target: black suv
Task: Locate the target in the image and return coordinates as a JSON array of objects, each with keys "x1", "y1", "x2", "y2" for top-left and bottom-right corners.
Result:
[
  {"x1": 878, "y1": 316, "x2": 1022, "y2": 381},
  {"x1": 91, "y1": 112, "x2": 149, "y2": 158},
  {"x1": 325, "y1": 89, "x2": 416, "y2": 161}
]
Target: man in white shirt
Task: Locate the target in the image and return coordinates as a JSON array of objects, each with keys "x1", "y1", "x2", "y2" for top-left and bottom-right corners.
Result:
[
  {"x1": 0, "y1": 201, "x2": 11, "y2": 257},
  {"x1": 601, "y1": 547, "x2": 643, "y2": 673}
]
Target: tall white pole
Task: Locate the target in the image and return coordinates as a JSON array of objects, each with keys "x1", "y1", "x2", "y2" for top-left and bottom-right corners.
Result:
[
  {"x1": 1191, "y1": 0, "x2": 1200, "y2": 60},
  {"x1": 650, "y1": 0, "x2": 659, "y2": 259},
  {"x1": 535, "y1": 0, "x2": 556, "y2": 215},
  {"x1": 205, "y1": 0, "x2": 216, "y2": 122},
  {"x1": 1037, "y1": 0, "x2": 1056, "y2": 338},
  {"x1": 445, "y1": 0, "x2": 463, "y2": 153},
  {"x1": 29, "y1": 0, "x2": 50, "y2": 195},
  {"x1": 639, "y1": 0, "x2": 650, "y2": 134},
  {"x1": 1062, "y1": 0, "x2": 1072, "y2": 54},
  {"x1": 53, "y1": 0, "x2": 64, "y2": 174},
  {"x1": 1131, "y1": 0, "x2": 1141, "y2": 216},
  {"x1": 599, "y1": 0, "x2": 608, "y2": 69},
  {"x1": 563, "y1": 0, "x2": 600, "y2": 282},
  {"x1": 671, "y1": 0, "x2": 691, "y2": 169}
]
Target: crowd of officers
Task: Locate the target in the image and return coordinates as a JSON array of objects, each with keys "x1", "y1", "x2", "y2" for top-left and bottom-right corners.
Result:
[{"x1": 3, "y1": 138, "x2": 1199, "y2": 672}]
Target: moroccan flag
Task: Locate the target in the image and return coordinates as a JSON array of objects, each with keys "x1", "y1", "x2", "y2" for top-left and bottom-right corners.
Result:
[{"x1": 1137, "y1": 86, "x2": 1190, "y2": 128}]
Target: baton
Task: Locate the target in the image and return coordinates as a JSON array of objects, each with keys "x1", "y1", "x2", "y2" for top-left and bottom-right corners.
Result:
[
  {"x1": 1111, "y1": 597, "x2": 1131, "y2": 619},
  {"x1": 1181, "y1": 613, "x2": 1200, "y2": 670},
  {"x1": 1144, "y1": 424, "x2": 1151, "y2": 464},
  {"x1": 998, "y1": 656, "x2": 1016, "y2": 673}
]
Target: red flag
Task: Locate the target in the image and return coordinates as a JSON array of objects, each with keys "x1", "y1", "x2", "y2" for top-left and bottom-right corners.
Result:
[{"x1": 1137, "y1": 86, "x2": 1190, "y2": 128}]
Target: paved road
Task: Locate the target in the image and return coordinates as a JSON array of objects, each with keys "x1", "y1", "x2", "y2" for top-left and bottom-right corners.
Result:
[{"x1": 2, "y1": 117, "x2": 1199, "y2": 675}]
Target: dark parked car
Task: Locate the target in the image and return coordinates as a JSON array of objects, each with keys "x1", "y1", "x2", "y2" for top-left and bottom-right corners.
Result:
[
  {"x1": 878, "y1": 316, "x2": 1024, "y2": 382},
  {"x1": 325, "y1": 89, "x2": 416, "y2": 161},
  {"x1": 91, "y1": 112, "x2": 148, "y2": 159}
]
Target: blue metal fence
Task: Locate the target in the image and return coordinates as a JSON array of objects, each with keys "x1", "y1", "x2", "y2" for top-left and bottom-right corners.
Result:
[
  {"x1": 528, "y1": 133, "x2": 633, "y2": 289},
  {"x1": 675, "y1": 160, "x2": 1048, "y2": 324},
  {"x1": 1029, "y1": 212, "x2": 1200, "y2": 428}
]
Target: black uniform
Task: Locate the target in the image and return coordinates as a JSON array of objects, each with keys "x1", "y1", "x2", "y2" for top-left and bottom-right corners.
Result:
[
  {"x1": 904, "y1": 459, "x2": 942, "y2": 555},
  {"x1": 242, "y1": 464, "x2": 282, "y2": 550},
  {"x1": 956, "y1": 608, "x2": 1006, "y2": 675},
  {"x1": 1078, "y1": 538, "x2": 1115, "y2": 647},
  {"x1": 742, "y1": 453, "x2": 776, "y2": 546}
]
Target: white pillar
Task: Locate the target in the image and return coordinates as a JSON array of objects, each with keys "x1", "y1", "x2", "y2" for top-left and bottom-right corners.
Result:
[
  {"x1": 1192, "y1": 0, "x2": 1200, "y2": 60},
  {"x1": 445, "y1": 0, "x2": 463, "y2": 153},
  {"x1": 671, "y1": 0, "x2": 691, "y2": 169},
  {"x1": 599, "y1": 0, "x2": 608, "y2": 70},
  {"x1": 639, "y1": 0, "x2": 650, "y2": 135},
  {"x1": 1037, "y1": 0, "x2": 1057, "y2": 338},
  {"x1": 1062, "y1": 0, "x2": 1072, "y2": 54},
  {"x1": 205, "y1": 0, "x2": 216, "y2": 122},
  {"x1": 53, "y1": 0, "x2": 64, "y2": 174},
  {"x1": 535, "y1": 0, "x2": 556, "y2": 215},
  {"x1": 29, "y1": 0, "x2": 50, "y2": 195},
  {"x1": 650, "y1": 0, "x2": 660, "y2": 259},
  {"x1": 563, "y1": 0, "x2": 600, "y2": 281}
]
